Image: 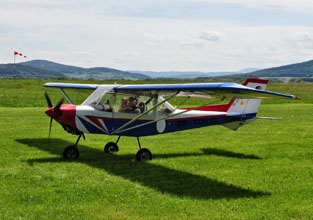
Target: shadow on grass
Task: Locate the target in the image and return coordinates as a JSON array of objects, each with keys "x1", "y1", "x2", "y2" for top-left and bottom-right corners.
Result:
[
  {"x1": 16, "y1": 138, "x2": 269, "y2": 200},
  {"x1": 201, "y1": 148, "x2": 262, "y2": 159},
  {"x1": 154, "y1": 148, "x2": 262, "y2": 160}
]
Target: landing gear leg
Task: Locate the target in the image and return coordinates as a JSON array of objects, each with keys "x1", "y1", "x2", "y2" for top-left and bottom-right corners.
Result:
[
  {"x1": 63, "y1": 133, "x2": 85, "y2": 159},
  {"x1": 104, "y1": 136, "x2": 120, "y2": 153},
  {"x1": 136, "y1": 137, "x2": 152, "y2": 162}
]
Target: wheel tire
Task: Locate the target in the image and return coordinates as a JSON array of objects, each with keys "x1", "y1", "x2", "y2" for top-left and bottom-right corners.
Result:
[
  {"x1": 104, "y1": 142, "x2": 119, "y2": 153},
  {"x1": 63, "y1": 145, "x2": 79, "y2": 159},
  {"x1": 136, "y1": 148, "x2": 152, "y2": 162}
]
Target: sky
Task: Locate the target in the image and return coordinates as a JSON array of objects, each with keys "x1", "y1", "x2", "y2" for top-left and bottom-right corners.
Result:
[{"x1": 1, "y1": 0, "x2": 313, "y2": 72}]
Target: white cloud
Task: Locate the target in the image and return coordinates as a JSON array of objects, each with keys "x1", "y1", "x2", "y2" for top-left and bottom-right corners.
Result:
[
  {"x1": 1, "y1": 0, "x2": 313, "y2": 71},
  {"x1": 193, "y1": 0, "x2": 313, "y2": 12},
  {"x1": 199, "y1": 30, "x2": 224, "y2": 42},
  {"x1": 179, "y1": 40, "x2": 205, "y2": 49},
  {"x1": 288, "y1": 32, "x2": 313, "y2": 48}
]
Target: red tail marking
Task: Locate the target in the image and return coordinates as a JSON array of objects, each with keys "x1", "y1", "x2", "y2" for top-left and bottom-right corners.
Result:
[{"x1": 180, "y1": 78, "x2": 268, "y2": 112}]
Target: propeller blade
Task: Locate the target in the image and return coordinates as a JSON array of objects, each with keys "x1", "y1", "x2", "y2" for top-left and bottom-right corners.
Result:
[
  {"x1": 54, "y1": 98, "x2": 64, "y2": 114},
  {"x1": 48, "y1": 117, "x2": 53, "y2": 144},
  {"x1": 44, "y1": 91, "x2": 53, "y2": 108}
]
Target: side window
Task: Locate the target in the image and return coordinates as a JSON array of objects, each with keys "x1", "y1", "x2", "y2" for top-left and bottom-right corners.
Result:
[
  {"x1": 91, "y1": 93, "x2": 114, "y2": 112},
  {"x1": 157, "y1": 96, "x2": 174, "y2": 115},
  {"x1": 117, "y1": 96, "x2": 140, "y2": 114},
  {"x1": 114, "y1": 94, "x2": 155, "y2": 114}
]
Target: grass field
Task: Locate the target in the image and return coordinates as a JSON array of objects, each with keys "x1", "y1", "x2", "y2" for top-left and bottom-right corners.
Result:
[{"x1": 0, "y1": 79, "x2": 313, "y2": 219}]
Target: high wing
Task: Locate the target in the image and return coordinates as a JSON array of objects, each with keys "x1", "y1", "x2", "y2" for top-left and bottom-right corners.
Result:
[
  {"x1": 43, "y1": 81, "x2": 298, "y2": 100},
  {"x1": 43, "y1": 82, "x2": 99, "y2": 90},
  {"x1": 113, "y1": 82, "x2": 298, "y2": 99},
  {"x1": 43, "y1": 82, "x2": 102, "y2": 104}
]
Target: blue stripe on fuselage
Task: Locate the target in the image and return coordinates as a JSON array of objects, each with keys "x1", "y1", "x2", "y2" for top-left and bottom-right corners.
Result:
[
  {"x1": 86, "y1": 113, "x2": 257, "y2": 137},
  {"x1": 77, "y1": 116, "x2": 106, "y2": 134}
]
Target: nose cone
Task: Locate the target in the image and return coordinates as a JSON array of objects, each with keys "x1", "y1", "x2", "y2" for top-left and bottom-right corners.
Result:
[
  {"x1": 45, "y1": 107, "x2": 56, "y2": 118},
  {"x1": 45, "y1": 104, "x2": 77, "y2": 129}
]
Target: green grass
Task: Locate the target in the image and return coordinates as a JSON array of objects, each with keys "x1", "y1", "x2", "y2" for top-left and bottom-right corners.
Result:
[
  {"x1": 1, "y1": 79, "x2": 313, "y2": 219},
  {"x1": 0, "y1": 78, "x2": 311, "y2": 107}
]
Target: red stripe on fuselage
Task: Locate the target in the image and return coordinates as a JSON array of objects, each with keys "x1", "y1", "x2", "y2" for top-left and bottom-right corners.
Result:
[
  {"x1": 166, "y1": 114, "x2": 226, "y2": 121},
  {"x1": 179, "y1": 98, "x2": 235, "y2": 112},
  {"x1": 85, "y1": 115, "x2": 108, "y2": 132},
  {"x1": 83, "y1": 114, "x2": 226, "y2": 123},
  {"x1": 180, "y1": 78, "x2": 268, "y2": 112},
  {"x1": 84, "y1": 116, "x2": 151, "y2": 123}
]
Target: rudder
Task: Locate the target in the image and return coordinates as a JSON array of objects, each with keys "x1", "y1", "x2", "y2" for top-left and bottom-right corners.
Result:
[{"x1": 223, "y1": 78, "x2": 268, "y2": 130}]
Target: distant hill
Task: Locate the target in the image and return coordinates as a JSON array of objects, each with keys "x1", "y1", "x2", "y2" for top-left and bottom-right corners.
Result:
[
  {"x1": 129, "y1": 68, "x2": 259, "y2": 78},
  {"x1": 197, "y1": 59, "x2": 313, "y2": 82},
  {"x1": 0, "y1": 63, "x2": 65, "y2": 79},
  {"x1": 21, "y1": 60, "x2": 150, "y2": 80},
  {"x1": 236, "y1": 68, "x2": 260, "y2": 74},
  {"x1": 130, "y1": 71, "x2": 242, "y2": 79},
  {"x1": 246, "y1": 60, "x2": 313, "y2": 77},
  {"x1": 0, "y1": 60, "x2": 150, "y2": 80},
  {"x1": 3, "y1": 58, "x2": 313, "y2": 81}
]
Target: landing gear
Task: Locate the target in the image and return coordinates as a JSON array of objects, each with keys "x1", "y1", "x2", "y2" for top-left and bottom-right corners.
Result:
[
  {"x1": 104, "y1": 136, "x2": 120, "y2": 153},
  {"x1": 136, "y1": 148, "x2": 152, "y2": 161},
  {"x1": 63, "y1": 133, "x2": 84, "y2": 159},
  {"x1": 135, "y1": 137, "x2": 152, "y2": 162},
  {"x1": 104, "y1": 142, "x2": 119, "y2": 153},
  {"x1": 63, "y1": 145, "x2": 79, "y2": 159},
  {"x1": 103, "y1": 136, "x2": 152, "y2": 161}
]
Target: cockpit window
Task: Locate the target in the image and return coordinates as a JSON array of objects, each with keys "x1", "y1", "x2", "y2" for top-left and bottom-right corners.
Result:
[
  {"x1": 84, "y1": 86, "x2": 175, "y2": 115},
  {"x1": 157, "y1": 96, "x2": 175, "y2": 115},
  {"x1": 118, "y1": 96, "x2": 141, "y2": 113},
  {"x1": 114, "y1": 94, "x2": 152, "y2": 114},
  {"x1": 90, "y1": 93, "x2": 114, "y2": 112}
]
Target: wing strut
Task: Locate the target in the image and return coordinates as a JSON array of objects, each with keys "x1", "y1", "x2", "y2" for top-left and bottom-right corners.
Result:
[
  {"x1": 114, "y1": 99, "x2": 222, "y2": 135},
  {"x1": 111, "y1": 92, "x2": 179, "y2": 135},
  {"x1": 59, "y1": 88, "x2": 73, "y2": 104}
]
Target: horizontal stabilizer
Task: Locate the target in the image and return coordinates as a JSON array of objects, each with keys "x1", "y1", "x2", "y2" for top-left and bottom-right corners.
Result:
[{"x1": 256, "y1": 117, "x2": 282, "y2": 120}]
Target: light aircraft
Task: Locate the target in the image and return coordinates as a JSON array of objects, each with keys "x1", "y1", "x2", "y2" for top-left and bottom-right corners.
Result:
[{"x1": 43, "y1": 78, "x2": 298, "y2": 161}]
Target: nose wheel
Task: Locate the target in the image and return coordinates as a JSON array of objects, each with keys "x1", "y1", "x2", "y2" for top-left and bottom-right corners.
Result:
[
  {"x1": 63, "y1": 133, "x2": 84, "y2": 159},
  {"x1": 63, "y1": 145, "x2": 79, "y2": 159}
]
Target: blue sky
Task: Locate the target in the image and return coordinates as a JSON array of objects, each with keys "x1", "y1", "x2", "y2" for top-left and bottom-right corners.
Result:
[{"x1": 1, "y1": 0, "x2": 313, "y2": 71}]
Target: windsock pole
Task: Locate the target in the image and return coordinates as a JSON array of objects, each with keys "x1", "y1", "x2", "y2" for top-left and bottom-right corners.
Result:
[{"x1": 13, "y1": 52, "x2": 16, "y2": 79}]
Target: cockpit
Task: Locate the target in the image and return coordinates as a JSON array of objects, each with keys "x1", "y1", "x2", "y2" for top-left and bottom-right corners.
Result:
[{"x1": 82, "y1": 86, "x2": 175, "y2": 115}]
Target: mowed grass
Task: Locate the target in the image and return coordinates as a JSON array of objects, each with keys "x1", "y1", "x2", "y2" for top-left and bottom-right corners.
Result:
[
  {"x1": 1, "y1": 79, "x2": 313, "y2": 219},
  {"x1": 1, "y1": 106, "x2": 313, "y2": 219},
  {"x1": 0, "y1": 78, "x2": 312, "y2": 107}
]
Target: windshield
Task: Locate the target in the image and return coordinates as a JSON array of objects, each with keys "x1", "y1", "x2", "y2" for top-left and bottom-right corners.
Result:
[
  {"x1": 82, "y1": 86, "x2": 115, "y2": 105},
  {"x1": 83, "y1": 86, "x2": 175, "y2": 115},
  {"x1": 157, "y1": 96, "x2": 175, "y2": 114}
]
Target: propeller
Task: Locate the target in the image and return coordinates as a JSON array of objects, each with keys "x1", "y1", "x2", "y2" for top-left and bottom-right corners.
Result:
[
  {"x1": 48, "y1": 117, "x2": 53, "y2": 144},
  {"x1": 44, "y1": 91, "x2": 64, "y2": 142},
  {"x1": 44, "y1": 91, "x2": 53, "y2": 108},
  {"x1": 44, "y1": 91, "x2": 64, "y2": 115},
  {"x1": 54, "y1": 98, "x2": 64, "y2": 115}
]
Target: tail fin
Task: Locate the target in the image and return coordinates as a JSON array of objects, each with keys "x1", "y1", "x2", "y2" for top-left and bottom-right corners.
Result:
[
  {"x1": 226, "y1": 78, "x2": 268, "y2": 115},
  {"x1": 223, "y1": 78, "x2": 268, "y2": 130}
]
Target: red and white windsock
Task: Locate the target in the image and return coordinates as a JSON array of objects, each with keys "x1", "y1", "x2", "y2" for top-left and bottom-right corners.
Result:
[{"x1": 14, "y1": 51, "x2": 27, "y2": 58}]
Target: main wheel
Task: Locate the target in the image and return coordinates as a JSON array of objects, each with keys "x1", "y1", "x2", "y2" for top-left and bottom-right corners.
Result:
[
  {"x1": 104, "y1": 142, "x2": 119, "y2": 153},
  {"x1": 136, "y1": 148, "x2": 152, "y2": 161},
  {"x1": 63, "y1": 145, "x2": 79, "y2": 159}
]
